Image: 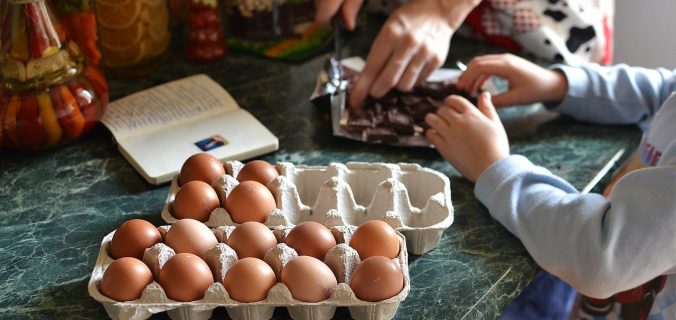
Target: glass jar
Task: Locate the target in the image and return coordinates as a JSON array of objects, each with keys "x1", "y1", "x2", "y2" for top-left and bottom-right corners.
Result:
[
  {"x1": 0, "y1": 0, "x2": 109, "y2": 151},
  {"x1": 185, "y1": 0, "x2": 227, "y2": 62},
  {"x1": 50, "y1": 0, "x2": 102, "y2": 66},
  {"x1": 222, "y1": 0, "x2": 331, "y2": 61},
  {"x1": 224, "y1": 0, "x2": 314, "y2": 40},
  {"x1": 94, "y1": 0, "x2": 171, "y2": 77}
]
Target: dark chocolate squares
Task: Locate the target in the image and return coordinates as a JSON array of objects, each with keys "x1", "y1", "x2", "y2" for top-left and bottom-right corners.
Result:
[{"x1": 341, "y1": 81, "x2": 470, "y2": 144}]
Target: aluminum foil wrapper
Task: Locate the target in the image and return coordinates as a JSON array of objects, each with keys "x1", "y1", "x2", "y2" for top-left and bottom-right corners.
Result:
[{"x1": 311, "y1": 57, "x2": 504, "y2": 147}]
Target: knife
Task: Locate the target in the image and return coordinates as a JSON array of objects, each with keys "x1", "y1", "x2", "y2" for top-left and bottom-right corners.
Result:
[{"x1": 329, "y1": 15, "x2": 344, "y2": 90}]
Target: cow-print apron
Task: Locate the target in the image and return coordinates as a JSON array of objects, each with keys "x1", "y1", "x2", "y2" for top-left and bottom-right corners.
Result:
[{"x1": 367, "y1": 0, "x2": 614, "y2": 65}]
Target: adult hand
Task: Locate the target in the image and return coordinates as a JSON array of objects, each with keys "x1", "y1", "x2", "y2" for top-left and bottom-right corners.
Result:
[
  {"x1": 349, "y1": 0, "x2": 458, "y2": 107},
  {"x1": 315, "y1": 0, "x2": 364, "y2": 31},
  {"x1": 456, "y1": 54, "x2": 568, "y2": 107},
  {"x1": 425, "y1": 92, "x2": 509, "y2": 182}
]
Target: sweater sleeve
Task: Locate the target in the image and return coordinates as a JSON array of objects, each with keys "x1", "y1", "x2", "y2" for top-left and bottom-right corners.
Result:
[
  {"x1": 547, "y1": 64, "x2": 676, "y2": 130},
  {"x1": 474, "y1": 152, "x2": 676, "y2": 298}
]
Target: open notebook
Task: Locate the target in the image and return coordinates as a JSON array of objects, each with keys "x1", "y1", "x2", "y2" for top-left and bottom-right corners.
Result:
[{"x1": 101, "y1": 74, "x2": 279, "y2": 185}]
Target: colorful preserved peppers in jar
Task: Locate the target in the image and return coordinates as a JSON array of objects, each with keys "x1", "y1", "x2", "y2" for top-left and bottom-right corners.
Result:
[
  {"x1": 94, "y1": 0, "x2": 171, "y2": 77},
  {"x1": 185, "y1": 0, "x2": 227, "y2": 62},
  {"x1": 0, "y1": 0, "x2": 109, "y2": 151},
  {"x1": 51, "y1": 0, "x2": 102, "y2": 65}
]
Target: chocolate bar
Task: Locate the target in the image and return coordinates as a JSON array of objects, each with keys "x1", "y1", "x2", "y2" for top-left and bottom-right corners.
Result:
[
  {"x1": 403, "y1": 96, "x2": 438, "y2": 122},
  {"x1": 345, "y1": 110, "x2": 373, "y2": 133},
  {"x1": 362, "y1": 127, "x2": 399, "y2": 143},
  {"x1": 341, "y1": 81, "x2": 470, "y2": 144},
  {"x1": 386, "y1": 110, "x2": 415, "y2": 135},
  {"x1": 414, "y1": 81, "x2": 465, "y2": 100}
]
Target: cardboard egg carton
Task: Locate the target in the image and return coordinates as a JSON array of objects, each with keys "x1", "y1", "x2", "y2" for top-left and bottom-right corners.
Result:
[
  {"x1": 162, "y1": 161, "x2": 453, "y2": 255},
  {"x1": 88, "y1": 225, "x2": 410, "y2": 320}
]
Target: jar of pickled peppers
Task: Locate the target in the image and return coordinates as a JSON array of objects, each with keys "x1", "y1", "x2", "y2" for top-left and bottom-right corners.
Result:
[{"x1": 0, "y1": 0, "x2": 109, "y2": 151}]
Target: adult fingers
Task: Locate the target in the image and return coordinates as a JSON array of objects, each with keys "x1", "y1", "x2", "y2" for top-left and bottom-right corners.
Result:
[
  {"x1": 349, "y1": 29, "x2": 396, "y2": 106},
  {"x1": 341, "y1": 0, "x2": 364, "y2": 30},
  {"x1": 396, "y1": 50, "x2": 428, "y2": 92},
  {"x1": 369, "y1": 34, "x2": 418, "y2": 98},
  {"x1": 416, "y1": 53, "x2": 444, "y2": 86},
  {"x1": 315, "y1": 0, "x2": 343, "y2": 25}
]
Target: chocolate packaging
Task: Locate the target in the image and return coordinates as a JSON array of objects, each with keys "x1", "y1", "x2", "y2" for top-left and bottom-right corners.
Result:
[{"x1": 312, "y1": 57, "x2": 502, "y2": 147}]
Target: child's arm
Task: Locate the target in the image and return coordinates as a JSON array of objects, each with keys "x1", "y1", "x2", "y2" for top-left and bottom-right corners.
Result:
[
  {"x1": 426, "y1": 92, "x2": 510, "y2": 182},
  {"x1": 474, "y1": 145, "x2": 676, "y2": 299},
  {"x1": 456, "y1": 54, "x2": 568, "y2": 107},
  {"x1": 427, "y1": 77, "x2": 676, "y2": 298},
  {"x1": 548, "y1": 63, "x2": 675, "y2": 129},
  {"x1": 457, "y1": 54, "x2": 676, "y2": 130}
]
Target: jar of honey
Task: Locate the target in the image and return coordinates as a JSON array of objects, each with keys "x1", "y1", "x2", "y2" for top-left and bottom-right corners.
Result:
[
  {"x1": 0, "y1": 0, "x2": 109, "y2": 151},
  {"x1": 94, "y1": 0, "x2": 171, "y2": 77}
]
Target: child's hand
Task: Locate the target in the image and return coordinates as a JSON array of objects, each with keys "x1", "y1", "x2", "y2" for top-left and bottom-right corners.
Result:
[
  {"x1": 425, "y1": 92, "x2": 509, "y2": 182},
  {"x1": 456, "y1": 54, "x2": 568, "y2": 107}
]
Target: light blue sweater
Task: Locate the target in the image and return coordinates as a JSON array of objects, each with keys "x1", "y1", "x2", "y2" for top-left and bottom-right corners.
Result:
[{"x1": 474, "y1": 64, "x2": 676, "y2": 316}]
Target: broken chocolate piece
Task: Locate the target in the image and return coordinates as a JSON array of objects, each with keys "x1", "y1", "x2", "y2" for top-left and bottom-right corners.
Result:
[
  {"x1": 415, "y1": 80, "x2": 466, "y2": 99},
  {"x1": 399, "y1": 94, "x2": 424, "y2": 107},
  {"x1": 344, "y1": 110, "x2": 373, "y2": 133},
  {"x1": 386, "y1": 110, "x2": 415, "y2": 135},
  {"x1": 363, "y1": 127, "x2": 399, "y2": 143},
  {"x1": 343, "y1": 78, "x2": 473, "y2": 144},
  {"x1": 405, "y1": 98, "x2": 437, "y2": 122},
  {"x1": 373, "y1": 112, "x2": 387, "y2": 127},
  {"x1": 425, "y1": 97, "x2": 444, "y2": 108},
  {"x1": 379, "y1": 91, "x2": 399, "y2": 108}
]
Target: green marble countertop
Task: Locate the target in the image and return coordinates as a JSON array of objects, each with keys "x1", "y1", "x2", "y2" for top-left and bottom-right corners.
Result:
[{"x1": 0, "y1": 18, "x2": 641, "y2": 320}]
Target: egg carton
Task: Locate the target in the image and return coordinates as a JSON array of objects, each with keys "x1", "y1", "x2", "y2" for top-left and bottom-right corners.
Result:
[
  {"x1": 162, "y1": 161, "x2": 453, "y2": 255},
  {"x1": 88, "y1": 224, "x2": 410, "y2": 320}
]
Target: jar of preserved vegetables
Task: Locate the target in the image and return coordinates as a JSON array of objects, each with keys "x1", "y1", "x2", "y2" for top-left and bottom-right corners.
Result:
[
  {"x1": 0, "y1": 0, "x2": 109, "y2": 151},
  {"x1": 185, "y1": 0, "x2": 227, "y2": 62},
  {"x1": 51, "y1": 0, "x2": 102, "y2": 65},
  {"x1": 94, "y1": 0, "x2": 171, "y2": 77}
]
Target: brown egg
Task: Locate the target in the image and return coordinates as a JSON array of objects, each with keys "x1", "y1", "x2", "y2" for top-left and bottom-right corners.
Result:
[
  {"x1": 281, "y1": 256, "x2": 337, "y2": 302},
  {"x1": 179, "y1": 153, "x2": 225, "y2": 186},
  {"x1": 100, "y1": 257, "x2": 153, "y2": 301},
  {"x1": 172, "y1": 181, "x2": 220, "y2": 222},
  {"x1": 227, "y1": 221, "x2": 277, "y2": 259},
  {"x1": 226, "y1": 181, "x2": 276, "y2": 223},
  {"x1": 237, "y1": 160, "x2": 279, "y2": 186},
  {"x1": 110, "y1": 219, "x2": 162, "y2": 259},
  {"x1": 222, "y1": 257, "x2": 277, "y2": 302},
  {"x1": 285, "y1": 221, "x2": 336, "y2": 260},
  {"x1": 349, "y1": 220, "x2": 400, "y2": 259},
  {"x1": 350, "y1": 256, "x2": 404, "y2": 302},
  {"x1": 165, "y1": 219, "x2": 218, "y2": 257},
  {"x1": 159, "y1": 253, "x2": 214, "y2": 302}
]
